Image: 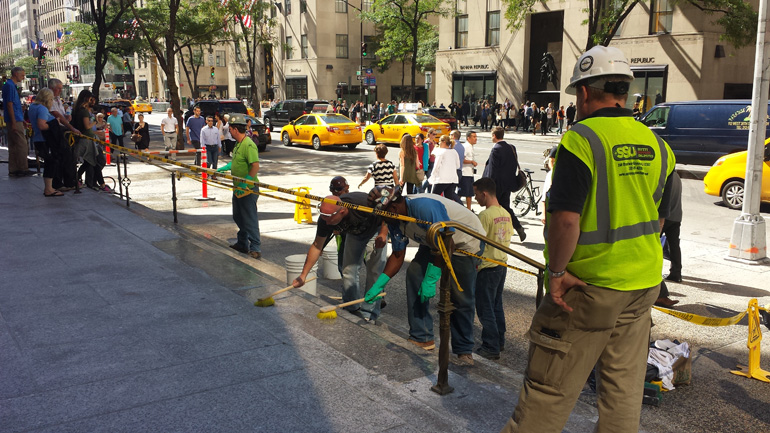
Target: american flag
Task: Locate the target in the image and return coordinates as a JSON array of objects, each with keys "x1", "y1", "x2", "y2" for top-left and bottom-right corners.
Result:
[{"x1": 57, "y1": 30, "x2": 64, "y2": 44}]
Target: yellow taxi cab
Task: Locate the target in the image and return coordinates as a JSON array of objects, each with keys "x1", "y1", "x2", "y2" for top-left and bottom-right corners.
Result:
[
  {"x1": 131, "y1": 98, "x2": 153, "y2": 114},
  {"x1": 363, "y1": 112, "x2": 450, "y2": 146},
  {"x1": 703, "y1": 138, "x2": 770, "y2": 209},
  {"x1": 280, "y1": 112, "x2": 362, "y2": 150}
]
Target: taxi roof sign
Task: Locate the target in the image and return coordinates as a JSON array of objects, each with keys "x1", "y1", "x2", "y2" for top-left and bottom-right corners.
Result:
[{"x1": 311, "y1": 103, "x2": 330, "y2": 113}]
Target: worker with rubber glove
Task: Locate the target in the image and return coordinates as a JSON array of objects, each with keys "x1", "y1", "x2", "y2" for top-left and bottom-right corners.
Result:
[
  {"x1": 364, "y1": 185, "x2": 484, "y2": 365},
  {"x1": 218, "y1": 113, "x2": 262, "y2": 259}
]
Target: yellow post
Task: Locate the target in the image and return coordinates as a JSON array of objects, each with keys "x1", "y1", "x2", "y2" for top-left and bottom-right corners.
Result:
[
  {"x1": 731, "y1": 299, "x2": 770, "y2": 383},
  {"x1": 293, "y1": 187, "x2": 313, "y2": 224}
]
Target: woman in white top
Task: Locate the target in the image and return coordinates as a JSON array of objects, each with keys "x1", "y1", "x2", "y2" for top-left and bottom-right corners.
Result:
[
  {"x1": 428, "y1": 134, "x2": 461, "y2": 204},
  {"x1": 221, "y1": 114, "x2": 235, "y2": 157}
]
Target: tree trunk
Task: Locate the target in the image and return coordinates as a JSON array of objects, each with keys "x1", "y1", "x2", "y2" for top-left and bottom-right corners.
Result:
[{"x1": 409, "y1": 27, "x2": 418, "y2": 101}]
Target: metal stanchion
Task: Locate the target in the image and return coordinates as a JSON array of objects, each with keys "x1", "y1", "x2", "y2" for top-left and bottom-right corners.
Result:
[
  {"x1": 172, "y1": 171, "x2": 178, "y2": 224},
  {"x1": 431, "y1": 231, "x2": 455, "y2": 396}
]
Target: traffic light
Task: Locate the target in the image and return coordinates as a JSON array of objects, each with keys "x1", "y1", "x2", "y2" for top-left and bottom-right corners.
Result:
[
  {"x1": 210, "y1": 67, "x2": 215, "y2": 78},
  {"x1": 123, "y1": 59, "x2": 129, "y2": 70},
  {"x1": 39, "y1": 46, "x2": 48, "y2": 62},
  {"x1": 336, "y1": 84, "x2": 342, "y2": 98},
  {"x1": 361, "y1": 42, "x2": 368, "y2": 57}
]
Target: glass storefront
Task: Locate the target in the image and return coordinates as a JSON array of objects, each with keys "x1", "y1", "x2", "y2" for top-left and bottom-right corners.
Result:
[
  {"x1": 286, "y1": 77, "x2": 308, "y2": 99},
  {"x1": 628, "y1": 66, "x2": 668, "y2": 114},
  {"x1": 452, "y1": 72, "x2": 497, "y2": 104}
]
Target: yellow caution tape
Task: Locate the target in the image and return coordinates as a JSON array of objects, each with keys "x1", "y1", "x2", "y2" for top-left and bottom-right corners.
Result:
[
  {"x1": 436, "y1": 233, "x2": 462, "y2": 292},
  {"x1": 652, "y1": 306, "x2": 748, "y2": 327}
]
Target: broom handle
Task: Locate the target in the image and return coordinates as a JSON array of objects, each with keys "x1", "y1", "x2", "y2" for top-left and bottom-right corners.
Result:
[
  {"x1": 259, "y1": 277, "x2": 317, "y2": 301},
  {"x1": 320, "y1": 293, "x2": 386, "y2": 313}
]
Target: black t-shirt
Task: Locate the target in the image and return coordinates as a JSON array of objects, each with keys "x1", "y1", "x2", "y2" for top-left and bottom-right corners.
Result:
[
  {"x1": 315, "y1": 192, "x2": 382, "y2": 240},
  {"x1": 72, "y1": 107, "x2": 94, "y2": 137}
]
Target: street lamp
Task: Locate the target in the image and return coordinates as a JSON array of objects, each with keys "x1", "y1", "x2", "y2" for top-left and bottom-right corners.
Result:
[{"x1": 342, "y1": 0, "x2": 366, "y2": 111}]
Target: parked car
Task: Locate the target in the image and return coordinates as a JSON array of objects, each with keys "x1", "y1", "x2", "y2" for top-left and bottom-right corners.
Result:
[
  {"x1": 424, "y1": 107, "x2": 457, "y2": 130},
  {"x1": 262, "y1": 99, "x2": 327, "y2": 132},
  {"x1": 640, "y1": 100, "x2": 770, "y2": 165},
  {"x1": 363, "y1": 113, "x2": 450, "y2": 146},
  {"x1": 244, "y1": 115, "x2": 271, "y2": 152},
  {"x1": 184, "y1": 99, "x2": 249, "y2": 122},
  {"x1": 703, "y1": 138, "x2": 770, "y2": 209},
  {"x1": 280, "y1": 113, "x2": 362, "y2": 150}
]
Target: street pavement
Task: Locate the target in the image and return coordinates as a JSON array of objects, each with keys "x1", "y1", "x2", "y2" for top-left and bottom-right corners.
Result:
[{"x1": 2, "y1": 118, "x2": 770, "y2": 432}]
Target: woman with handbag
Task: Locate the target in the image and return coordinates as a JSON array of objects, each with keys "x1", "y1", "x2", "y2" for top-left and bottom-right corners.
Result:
[
  {"x1": 132, "y1": 113, "x2": 150, "y2": 151},
  {"x1": 398, "y1": 135, "x2": 421, "y2": 195}
]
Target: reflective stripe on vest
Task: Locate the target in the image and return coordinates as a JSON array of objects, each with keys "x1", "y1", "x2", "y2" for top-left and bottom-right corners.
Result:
[{"x1": 570, "y1": 123, "x2": 668, "y2": 246}]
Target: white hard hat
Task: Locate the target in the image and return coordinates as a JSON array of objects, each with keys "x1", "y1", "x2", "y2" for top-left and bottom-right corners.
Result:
[{"x1": 566, "y1": 46, "x2": 634, "y2": 95}]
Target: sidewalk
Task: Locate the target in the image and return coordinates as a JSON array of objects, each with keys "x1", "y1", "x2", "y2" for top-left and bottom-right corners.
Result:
[{"x1": 0, "y1": 169, "x2": 601, "y2": 432}]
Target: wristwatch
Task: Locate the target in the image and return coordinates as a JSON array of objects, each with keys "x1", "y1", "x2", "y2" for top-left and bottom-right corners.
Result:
[{"x1": 547, "y1": 265, "x2": 566, "y2": 279}]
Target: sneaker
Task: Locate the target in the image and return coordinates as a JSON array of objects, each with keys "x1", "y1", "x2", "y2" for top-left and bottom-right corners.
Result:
[
  {"x1": 100, "y1": 185, "x2": 112, "y2": 193},
  {"x1": 476, "y1": 347, "x2": 500, "y2": 360},
  {"x1": 248, "y1": 251, "x2": 262, "y2": 259},
  {"x1": 456, "y1": 354, "x2": 474, "y2": 366},
  {"x1": 407, "y1": 338, "x2": 435, "y2": 351},
  {"x1": 229, "y1": 243, "x2": 248, "y2": 254},
  {"x1": 665, "y1": 273, "x2": 682, "y2": 283}
]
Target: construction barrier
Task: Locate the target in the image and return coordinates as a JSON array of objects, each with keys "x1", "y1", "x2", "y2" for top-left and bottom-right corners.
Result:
[
  {"x1": 293, "y1": 187, "x2": 313, "y2": 224},
  {"x1": 104, "y1": 126, "x2": 111, "y2": 165},
  {"x1": 143, "y1": 149, "x2": 203, "y2": 155},
  {"x1": 654, "y1": 300, "x2": 770, "y2": 383},
  {"x1": 195, "y1": 146, "x2": 214, "y2": 201}
]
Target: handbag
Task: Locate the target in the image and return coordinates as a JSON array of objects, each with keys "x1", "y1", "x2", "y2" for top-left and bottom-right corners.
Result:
[
  {"x1": 130, "y1": 133, "x2": 142, "y2": 143},
  {"x1": 415, "y1": 168, "x2": 425, "y2": 182},
  {"x1": 509, "y1": 144, "x2": 527, "y2": 191}
]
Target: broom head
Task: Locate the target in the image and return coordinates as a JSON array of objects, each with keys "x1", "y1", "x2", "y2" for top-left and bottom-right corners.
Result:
[
  {"x1": 254, "y1": 297, "x2": 275, "y2": 307},
  {"x1": 317, "y1": 310, "x2": 338, "y2": 320}
]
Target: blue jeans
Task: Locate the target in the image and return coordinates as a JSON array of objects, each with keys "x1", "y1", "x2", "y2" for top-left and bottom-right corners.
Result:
[
  {"x1": 232, "y1": 191, "x2": 261, "y2": 252},
  {"x1": 406, "y1": 245, "x2": 478, "y2": 354},
  {"x1": 475, "y1": 265, "x2": 507, "y2": 353},
  {"x1": 206, "y1": 145, "x2": 219, "y2": 170},
  {"x1": 342, "y1": 231, "x2": 387, "y2": 319}
]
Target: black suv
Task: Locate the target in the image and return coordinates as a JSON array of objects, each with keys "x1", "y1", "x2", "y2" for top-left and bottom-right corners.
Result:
[
  {"x1": 184, "y1": 99, "x2": 248, "y2": 122},
  {"x1": 262, "y1": 99, "x2": 326, "y2": 131}
]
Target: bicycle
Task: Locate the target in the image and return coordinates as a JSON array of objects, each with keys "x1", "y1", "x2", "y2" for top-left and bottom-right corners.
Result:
[{"x1": 511, "y1": 168, "x2": 541, "y2": 218}]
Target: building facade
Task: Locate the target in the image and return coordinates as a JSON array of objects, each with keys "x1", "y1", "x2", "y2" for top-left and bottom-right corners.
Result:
[
  {"x1": 0, "y1": 0, "x2": 13, "y2": 59},
  {"x1": 435, "y1": 0, "x2": 757, "y2": 111}
]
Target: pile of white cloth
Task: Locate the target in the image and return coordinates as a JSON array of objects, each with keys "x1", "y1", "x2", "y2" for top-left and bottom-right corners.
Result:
[{"x1": 647, "y1": 339, "x2": 690, "y2": 390}]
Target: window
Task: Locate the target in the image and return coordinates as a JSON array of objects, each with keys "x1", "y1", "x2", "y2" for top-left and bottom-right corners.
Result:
[
  {"x1": 285, "y1": 0, "x2": 291, "y2": 14},
  {"x1": 650, "y1": 0, "x2": 673, "y2": 34},
  {"x1": 285, "y1": 36, "x2": 293, "y2": 59},
  {"x1": 300, "y1": 0, "x2": 306, "y2": 13},
  {"x1": 486, "y1": 11, "x2": 500, "y2": 46},
  {"x1": 215, "y1": 50, "x2": 225, "y2": 67},
  {"x1": 363, "y1": 0, "x2": 373, "y2": 11},
  {"x1": 335, "y1": 0, "x2": 347, "y2": 13},
  {"x1": 192, "y1": 49, "x2": 203, "y2": 66},
  {"x1": 301, "y1": 34, "x2": 308, "y2": 59},
  {"x1": 235, "y1": 43, "x2": 242, "y2": 62},
  {"x1": 336, "y1": 34, "x2": 348, "y2": 58},
  {"x1": 456, "y1": 15, "x2": 468, "y2": 48}
]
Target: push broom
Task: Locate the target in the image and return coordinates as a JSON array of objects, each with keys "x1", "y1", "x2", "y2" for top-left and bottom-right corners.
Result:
[
  {"x1": 316, "y1": 293, "x2": 386, "y2": 319},
  {"x1": 254, "y1": 277, "x2": 317, "y2": 307}
]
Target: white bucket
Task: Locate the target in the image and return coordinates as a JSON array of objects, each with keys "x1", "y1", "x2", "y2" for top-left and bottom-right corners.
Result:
[
  {"x1": 285, "y1": 254, "x2": 317, "y2": 296},
  {"x1": 321, "y1": 241, "x2": 342, "y2": 280}
]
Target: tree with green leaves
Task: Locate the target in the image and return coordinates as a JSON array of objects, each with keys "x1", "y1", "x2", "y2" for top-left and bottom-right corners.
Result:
[
  {"x1": 59, "y1": 0, "x2": 136, "y2": 100},
  {"x1": 222, "y1": 0, "x2": 278, "y2": 106},
  {"x1": 59, "y1": 19, "x2": 148, "y2": 96},
  {"x1": 130, "y1": 0, "x2": 225, "y2": 143},
  {"x1": 501, "y1": 0, "x2": 757, "y2": 50},
  {"x1": 1, "y1": 48, "x2": 35, "y2": 75},
  {"x1": 363, "y1": 0, "x2": 450, "y2": 101}
]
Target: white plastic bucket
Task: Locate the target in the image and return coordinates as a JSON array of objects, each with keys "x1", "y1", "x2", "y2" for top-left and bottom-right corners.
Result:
[
  {"x1": 285, "y1": 254, "x2": 317, "y2": 296},
  {"x1": 321, "y1": 242, "x2": 342, "y2": 280}
]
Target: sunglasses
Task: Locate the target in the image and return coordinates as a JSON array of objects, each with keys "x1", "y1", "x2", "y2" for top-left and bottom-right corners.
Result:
[{"x1": 317, "y1": 202, "x2": 343, "y2": 218}]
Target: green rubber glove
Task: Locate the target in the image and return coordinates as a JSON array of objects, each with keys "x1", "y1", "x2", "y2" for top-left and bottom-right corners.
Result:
[
  {"x1": 418, "y1": 263, "x2": 441, "y2": 303},
  {"x1": 364, "y1": 274, "x2": 390, "y2": 303},
  {"x1": 216, "y1": 162, "x2": 232, "y2": 173}
]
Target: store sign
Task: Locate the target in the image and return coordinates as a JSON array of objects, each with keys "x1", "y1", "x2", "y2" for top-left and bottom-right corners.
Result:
[
  {"x1": 630, "y1": 57, "x2": 655, "y2": 64},
  {"x1": 290, "y1": 68, "x2": 302, "y2": 73},
  {"x1": 459, "y1": 64, "x2": 490, "y2": 70}
]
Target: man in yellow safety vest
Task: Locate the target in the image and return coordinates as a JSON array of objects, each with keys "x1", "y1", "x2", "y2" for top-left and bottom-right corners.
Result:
[{"x1": 500, "y1": 46, "x2": 676, "y2": 433}]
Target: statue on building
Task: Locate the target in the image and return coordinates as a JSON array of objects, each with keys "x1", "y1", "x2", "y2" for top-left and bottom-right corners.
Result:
[{"x1": 540, "y1": 52, "x2": 559, "y2": 89}]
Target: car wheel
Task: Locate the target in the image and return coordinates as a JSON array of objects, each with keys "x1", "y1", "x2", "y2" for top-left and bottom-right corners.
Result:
[
  {"x1": 282, "y1": 132, "x2": 292, "y2": 146},
  {"x1": 347, "y1": 143, "x2": 358, "y2": 150},
  {"x1": 365, "y1": 130, "x2": 376, "y2": 146},
  {"x1": 264, "y1": 118, "x2": 272, "y2": 132},
  {"x1": 312, "y1": 136, "x2": 322, "y2": 150},
  {"x1": 721, "y1": 180, "x2": 744, "y2": 210}
]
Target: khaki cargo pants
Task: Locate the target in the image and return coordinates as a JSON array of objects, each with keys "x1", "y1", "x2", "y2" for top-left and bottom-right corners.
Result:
[{"x1": 500, "y1": 283, "x2": 658, "y2": 433}]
